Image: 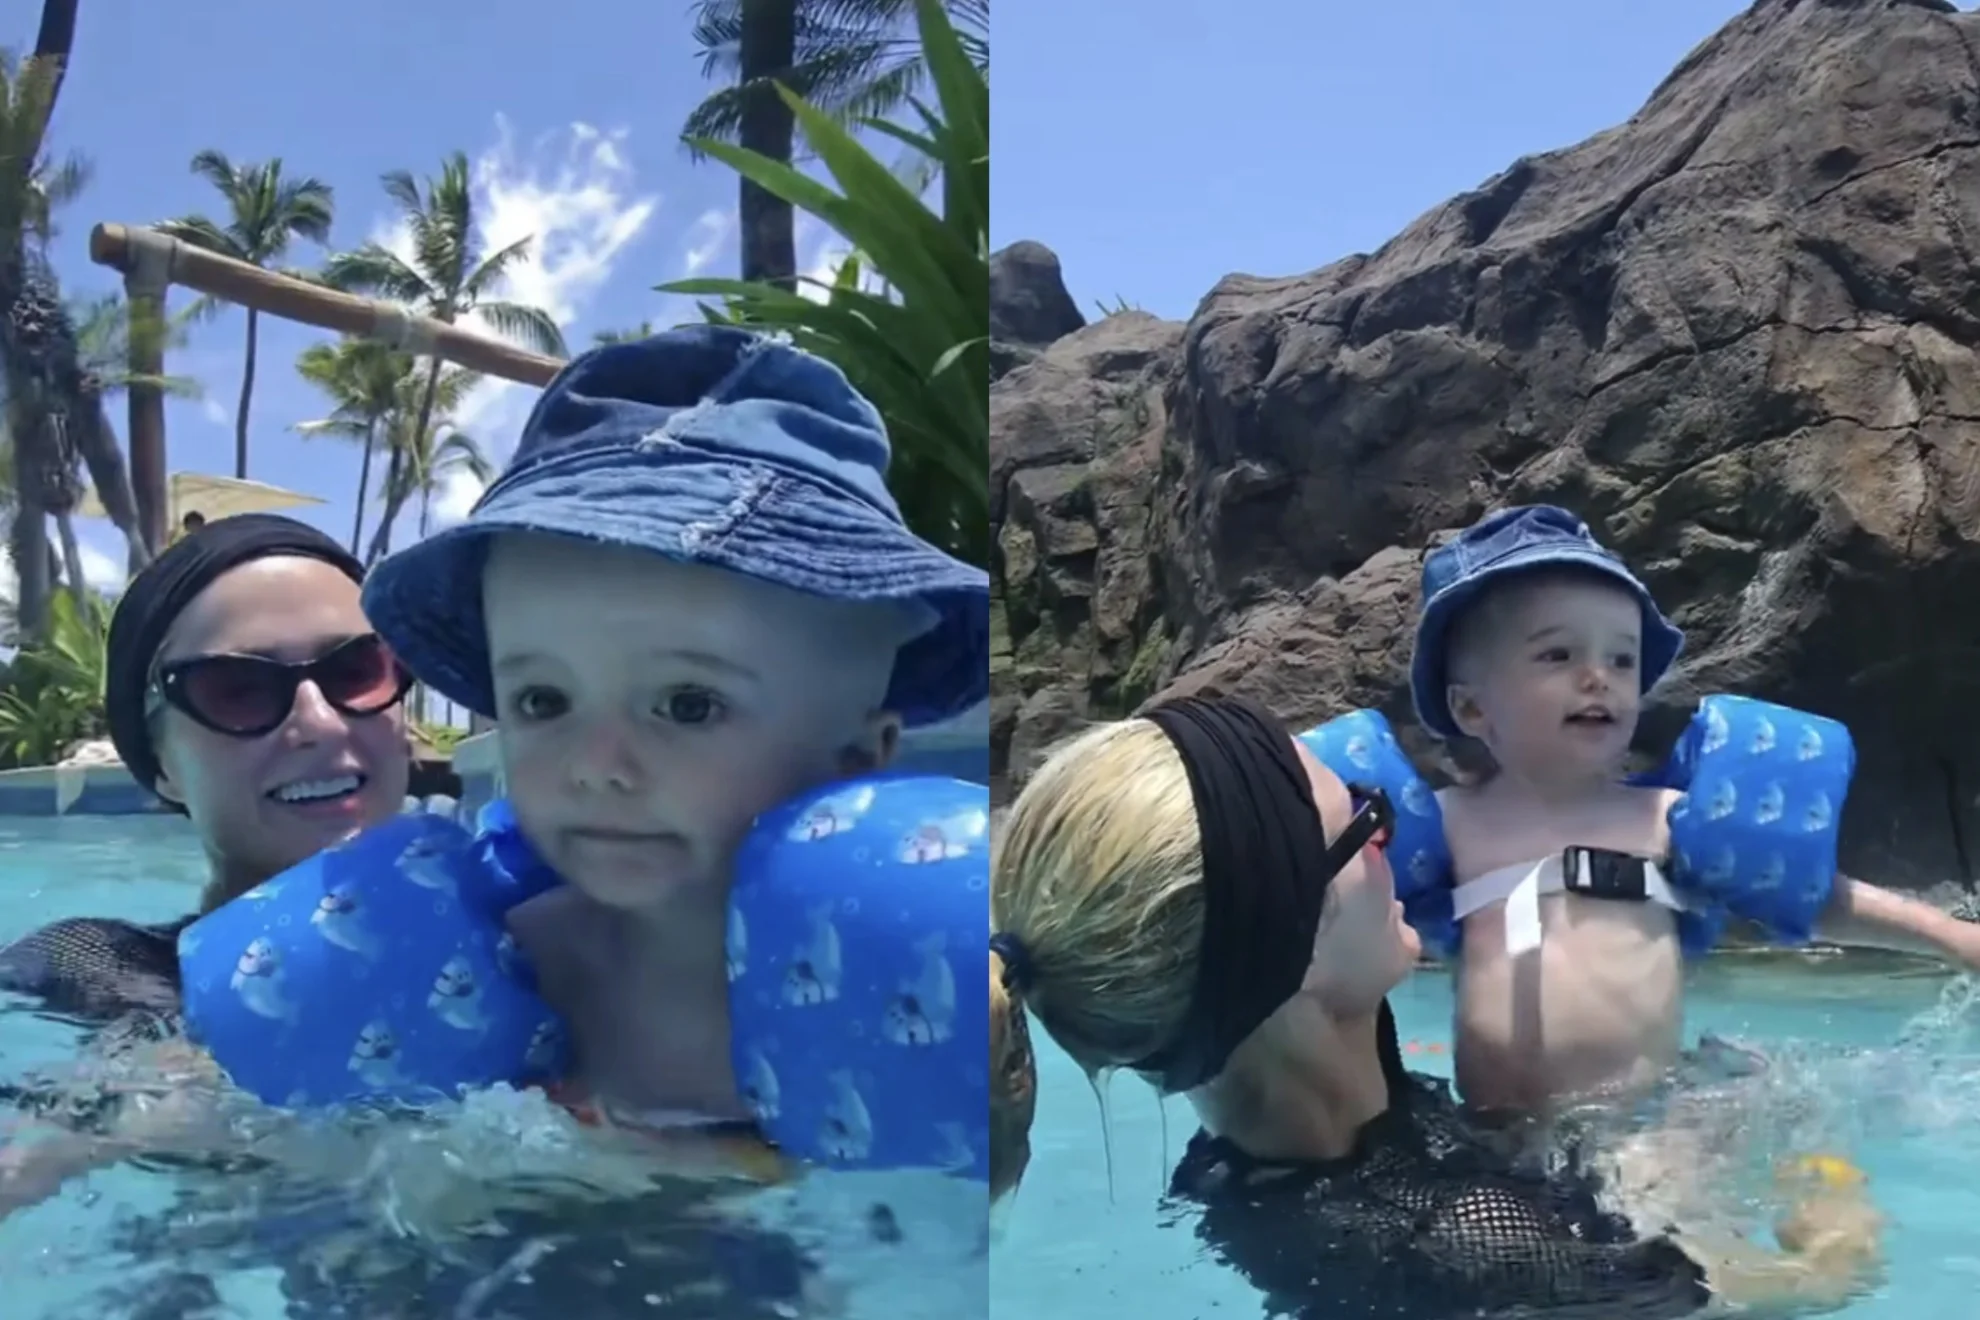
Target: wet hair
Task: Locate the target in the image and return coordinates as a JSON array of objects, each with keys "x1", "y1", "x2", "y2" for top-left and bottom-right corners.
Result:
[
  {"x1": 988, "y1": 718, "x2": 1207, "y2": 1199},
  {"x1": 989, "y1": 948, "x2": 1037, "y2": 1202}
]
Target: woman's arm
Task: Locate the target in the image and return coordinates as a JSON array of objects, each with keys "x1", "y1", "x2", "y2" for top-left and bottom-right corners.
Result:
[
  {"x1": 0, "y1": 1036, "x2": 249, "y2": 1219},
  {"x1": 1622, "y1": 1149, "x2": 1883, "y2": 1316},
  {"x1": 1673, "y1": 1175, "x2": 1884, "y2": 1315}
]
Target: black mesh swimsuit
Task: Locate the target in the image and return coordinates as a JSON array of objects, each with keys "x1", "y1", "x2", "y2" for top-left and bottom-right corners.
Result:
[
  {"x1": 1167, "y1": 1071, "x2": 1712, "y2": 1319},
  {"x1": 0, "y1": 915, "x2": 192, "y2": 1127},
  {"x1": 0, "y1": 914, "x2": 190, "y2": 1023}
]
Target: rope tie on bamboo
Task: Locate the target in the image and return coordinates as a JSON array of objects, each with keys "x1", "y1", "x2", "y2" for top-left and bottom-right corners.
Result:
[
  {"x1": 371, "y1": 302, "x2": 437, "y2": 355},
  {"x1": 124, "y1": 228, "x2": 175, "y2": 297}
]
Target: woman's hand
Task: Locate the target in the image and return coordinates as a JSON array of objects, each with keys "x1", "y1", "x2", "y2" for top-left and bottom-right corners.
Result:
[
  {"x1": 0, "y1": 1037, "x2": 246, "y2": 1222},
  {"x1": 1679, "y1": 1154, "x2": 1885, "y2": 1315},
  {"x1": 0, "y1": 1124, "x2": 104, "y2": 1218},
  {"x1": 1768, "y1": 1157, "x2": 1883, "y2": 1292}
]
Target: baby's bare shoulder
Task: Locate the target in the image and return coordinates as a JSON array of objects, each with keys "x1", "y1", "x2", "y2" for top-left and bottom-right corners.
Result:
[
  {"x1": 1435, "y1": 782, "x2": 1496, "y2": 817},
  {"x1": 1438, "y1": 784, "x2": 1562, "y2": 874},
  {"x1": 1618, "y1": 783, "x2": 1685, "y2": 816}
]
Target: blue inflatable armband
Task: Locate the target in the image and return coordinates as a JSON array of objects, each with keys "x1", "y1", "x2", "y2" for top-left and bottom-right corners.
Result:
[
  {"x1": 726, "y1": 775, "x2": 990, "y2": 1182},
  {"x1": 1663, "y1": 694, "x2": 1851, "y2": 944},
  {"x1": 1297, "y1": 710, "x2": 1458, "y2": 957},
  {"x1": 179, "y1": 812, "x2": 569, "y2": 1107}
]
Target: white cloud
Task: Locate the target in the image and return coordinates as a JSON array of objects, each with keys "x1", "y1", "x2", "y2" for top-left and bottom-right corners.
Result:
[
  {"x1": 680, "y1": 208, "x2": 734, "y2": 279},
  {"x1": 643, "y1": 209, "x2": 738, "y2": 332},
  {"x1": 0, "y1": 534, "x2": 126, "y2": 622},
  {"x1": 370, "y1": 116, "x2": 659, "y2": 530},
  {"x1": 791, "y1": 212, "x2": 890, "y2": 305},
  {"x1": 200, "y1": 396, "x2": 228, "y2": 427},
  {"x1": 78, "y1": 540, "x2": 125, "y2": 590},
  {"x1": 794, "y1": 213, "x2": 848, "y2": 302}
]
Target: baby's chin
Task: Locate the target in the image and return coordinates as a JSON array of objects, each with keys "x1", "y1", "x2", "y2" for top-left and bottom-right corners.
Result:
[{"x1": 557, "y1": 841, "x2": 720, "y2": 911}]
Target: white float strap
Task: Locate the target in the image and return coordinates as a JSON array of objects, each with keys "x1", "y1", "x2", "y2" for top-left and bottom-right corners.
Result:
[{"x1": 1452, "y1": 853, "x2": 1686, "y2": 956}]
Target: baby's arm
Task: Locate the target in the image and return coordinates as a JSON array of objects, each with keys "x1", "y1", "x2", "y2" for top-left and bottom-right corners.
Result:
[{"x1": 1815, "y1": 878, "x2": 1980, "y2": 969}]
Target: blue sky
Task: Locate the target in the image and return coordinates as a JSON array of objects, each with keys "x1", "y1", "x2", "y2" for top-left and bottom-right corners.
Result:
[
  {"x1": 16, "y1": 0, "x2": 857, "y2": 588},
  {"x1": 994, "y1": 0, "x2": 1775, "y2": 322}
]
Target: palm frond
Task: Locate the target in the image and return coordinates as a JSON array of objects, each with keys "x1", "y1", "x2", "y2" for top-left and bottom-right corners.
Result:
[
  {"x1": 680, "y1": 0, "x2": 986, "y2": 159},
  {"x1": 67, "y1": 292, "x2": 202, "y2": 398},
  {"x1": 474, "y1": 300, "x2": 566, "y2": 356},
  {"x1": 458, "y1": 233, "x2": 534, "y2": 301},
  {"x1": 154, "y1": 214, "x2": 246, "y2": 262},
  {"x1": 320, "y1": 244, "x2": 432, "y2": 303}
]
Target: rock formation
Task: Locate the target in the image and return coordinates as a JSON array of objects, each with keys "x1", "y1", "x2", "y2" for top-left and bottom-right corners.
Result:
[{"x1": 990, "y1": 0, "x2": 1980, "y2": 891}]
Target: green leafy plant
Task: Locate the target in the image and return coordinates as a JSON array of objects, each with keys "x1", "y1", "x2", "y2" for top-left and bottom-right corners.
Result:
[
  {"x1": 659, "y1": 0, "x2": 987, "y2": 567},
  {"x1": 410, "y1": 718, "x2": 468, "y2": 756},
  {"x1": 0, "y1": 586, "x2": 112, "y2": 768}
]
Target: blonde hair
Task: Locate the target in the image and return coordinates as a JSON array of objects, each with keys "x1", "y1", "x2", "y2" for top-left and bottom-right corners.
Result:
[{"x1": 988, "y1": 718, "x2": 1209, "y2": 1200}]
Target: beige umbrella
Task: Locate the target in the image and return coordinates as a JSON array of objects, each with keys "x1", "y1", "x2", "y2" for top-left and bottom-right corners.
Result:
[{"x1": 78, "y1": 472, "x2": 324, "y2": 528}]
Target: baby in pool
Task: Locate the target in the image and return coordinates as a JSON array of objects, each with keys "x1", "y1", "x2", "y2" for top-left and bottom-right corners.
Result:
[
  {"x1": 361, "y1": 326, "x2": 988, "y2": 1127},
  {"x1": 1414, "y1": 505, "x2": 1980, "y2": 1118}
]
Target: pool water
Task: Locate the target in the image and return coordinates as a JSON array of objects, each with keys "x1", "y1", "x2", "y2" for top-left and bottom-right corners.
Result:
[
  {"x1": 993, "y1": 953, "x2": 1980, "y2": 1318},
  {"x1": 0, "y1": 817, "x2": 986, "y2": 1319}
]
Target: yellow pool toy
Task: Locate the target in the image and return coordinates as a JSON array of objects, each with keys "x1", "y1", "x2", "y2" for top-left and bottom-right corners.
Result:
[{"x1": 1781, "y1": 1153, "x2": 1866, "y2": 1189}]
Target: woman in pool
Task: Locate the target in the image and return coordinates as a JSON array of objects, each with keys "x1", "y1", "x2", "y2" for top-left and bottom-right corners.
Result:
[
  {"x1": 0, "y1": 513, "x2": 413, "y2": 1021},
  {"x1": 0, "y1": 515, "x2": 413, "y2": 1214},
  {"x1": 989, "y1": 692, "x2": 1884, "y2": 1318}
]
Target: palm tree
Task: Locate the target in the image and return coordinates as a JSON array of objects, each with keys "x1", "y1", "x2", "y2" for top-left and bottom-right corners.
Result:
[
  {"x1": 0, "y1": 422, "x2": 17, "y2": 643},
  {"x1": 0, "y1": 4, "x2": 147, "y2": 635},
  {"x1": 321, "y1": 152, "x2": 565, "y2": 562},
  {"x1": 397, "y1": 422, "x2": 492, "y2": 543},
  {"x1": 684, "y1": 0, "x2": 988, "y2": 283},
  {"x1": 0, "y1": 39, "x2": 83, "y2": 622},
  {"x1": 156, "y1": 151, "x2": 334, "y2": 479},
  {"x1": 362, "y1": 359, "x2": 480, "y2": 565},
  {"x1": 69, "y1": 292, "x2": 202, "y2": 401},
  {"x1": 715, "y1": 0, "x2": 797, "y2": 287},
  {"x1": 394, "y1": 411, "x2": 489, "y2": 729},
  {"x1": 293, "y1": 337, "x2": 414, "y2": 554},
  {"x1": 52, "y1": 291, "x2": 199, "y2": 596}
]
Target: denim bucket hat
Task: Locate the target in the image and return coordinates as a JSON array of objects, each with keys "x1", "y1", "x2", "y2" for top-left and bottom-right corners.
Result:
[
  {"x1": 1409, "y1": 504, "x2": 1683, "y2": 739},
  {"x1": 362, "y1": 325, "x2": 989, "y2": 727}
]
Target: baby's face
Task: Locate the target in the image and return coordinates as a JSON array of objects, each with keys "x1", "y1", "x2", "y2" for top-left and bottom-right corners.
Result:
[
  {"x1": 482, "y1": 536, "x2": 896, "y2": 912},
  {"x1": 1454, "y1": 576, "x2": 1643, "y2": 781}
]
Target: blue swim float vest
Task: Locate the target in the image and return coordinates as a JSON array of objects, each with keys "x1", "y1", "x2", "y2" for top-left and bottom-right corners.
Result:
[
  {"x1": 1296, "y1": 693, "x2": 1853, "y2": 957},
  {"x1": 178, "y1": 773, "x2": 991, "y2": 1182}
]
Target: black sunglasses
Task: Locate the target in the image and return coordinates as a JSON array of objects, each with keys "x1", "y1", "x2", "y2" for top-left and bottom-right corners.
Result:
[
  {"x1": 1319, "y1": 783, "x2": 1394, "y2": 882},
  {"x1": 150, "y1": 633, "x2": 413, "y2": 738}
]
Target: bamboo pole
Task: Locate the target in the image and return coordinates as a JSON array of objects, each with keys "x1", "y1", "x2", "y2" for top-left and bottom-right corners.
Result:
[{"x1": 88, "y1": 222, "x2": 567, "y2": 387}]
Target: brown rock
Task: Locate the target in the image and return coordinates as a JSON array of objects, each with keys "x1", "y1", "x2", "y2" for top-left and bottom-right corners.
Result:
[
  {"x1": 988, "y1": 303, "x2": 1184, "y2": 790},
  {"x1": 988, "y1": 0, "x2": 1980, "y2": 890},
  {"x1": 991, "y1": 241, "x2": 1086, "y2": 348}
]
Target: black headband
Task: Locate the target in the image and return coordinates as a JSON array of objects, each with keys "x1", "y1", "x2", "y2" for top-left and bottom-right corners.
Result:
[
  {"x1": 1132, "y1": 694, "x2": 1336, "y2": 1093},
  {"x1": 105, "y1": 513, "x2": 363, "y2": 797}
]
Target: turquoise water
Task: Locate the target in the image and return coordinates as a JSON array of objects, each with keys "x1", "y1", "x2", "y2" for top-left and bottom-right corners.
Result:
[
  {"x1": 0, "y1": 817, "x2": 986, "y2": 1319},
  {"x1": 994, "y1": 954, "x2": 1980, "y2": 1317}
]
